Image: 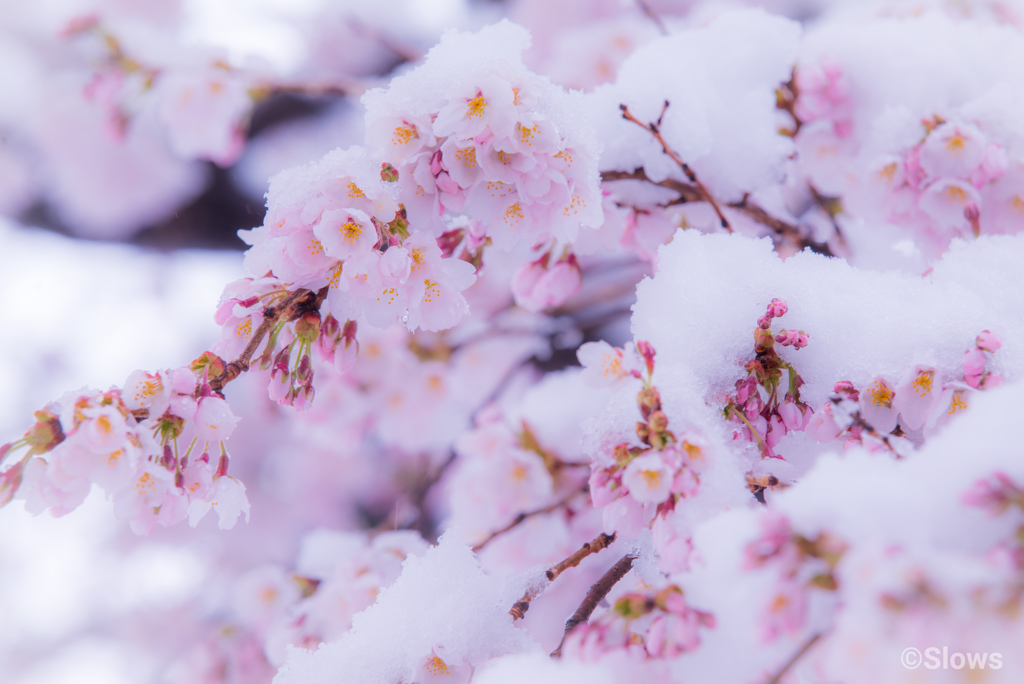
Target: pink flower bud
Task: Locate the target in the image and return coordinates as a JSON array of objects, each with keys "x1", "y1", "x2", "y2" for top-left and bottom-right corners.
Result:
[
  {"x1": 216, "y1": 451, "x2": 230, "y2": 477},
  {"x1": 767, "y1": 298, "x2": 788, "y2": 318},
  {"x1": 833, "y1": 381, "x2": 859, "y2": 401},
  {"x1": 774, "y1": 329, "x2": 809, "y2": 349},
  {"x1": 636, "y1": 340, "x2": 656, "y2": 376},
  {"x1": 963, "y1": 348, "x2": 987, "y2": 379},
  {"x1": 778, "y1": 399, "x2": 809, "y2": 431},
  {"x1": 429, "y1": 149, "x2": 445, "y2": 176},
  {"x1": 976, "y1": 330, "x2": 1002, "y2": 353},
  {"x1": 268, "y1": 370, "x2": 290, "y2": 403},
  {"x1": 964, "y1": 202, "x2": 981, "y2": 237},
  {"x1": 511, "y1": 252, "x2": 581, "y2": 312},
  {"x1": 980, "y1": 373, "x2": 1003, "y2": 390},
  {"x1": 735, "y1": 377, "x2": 757, "y2": 406}
]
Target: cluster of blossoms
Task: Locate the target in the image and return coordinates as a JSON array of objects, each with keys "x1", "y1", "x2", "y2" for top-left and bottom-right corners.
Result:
[
  {"x1": 863, "y1": 117, "x2": 1012, "y2": 247},
  {"x1": 743, "y1": 512, "x2": 846, "y2": 643},
  {"x1": 807, "y1": 330, "x2": 1003, "y2": 451},
  {"x1": 0, "y1": 357, "x2": 247, "y2": 534},
  {"x1": 723, "y1": 299, "x2": 811, "y2": 460},
  {"x1": 791, "y1": 59, "x2": 852, "y2": 138},
  {"x1": 561, "y1": 584, "x2": 715, "y2": 664},
  {"x1": 448, "y1": 411, "x2": 586, "y2": 548},
  {"x1": 364, "y1": 21, "x2": 602, "y2": 310},
  {"x1": 237, "y1": 146, "x2": 479, "y2": 335},
  {"x1": 170, "y1": 530, "x2": 428, "y2": 682},
  {"x1": 963, "y1": 471, "x2": 1024, "y2": 574},
  {"x1": 582, "y1": 341, "x2": 711, "y2": 555}
]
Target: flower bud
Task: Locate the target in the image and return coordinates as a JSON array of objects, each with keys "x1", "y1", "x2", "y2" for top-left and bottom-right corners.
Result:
[
  {"x1": 380, "y1": 162, "x2": 399, "y2": 182},
  {"x1": 293, "y1": 312, "x2": 321, "y2": 343},
  {"x1": 976, "y1": 330, "x2": 1002, "y2": 353}
]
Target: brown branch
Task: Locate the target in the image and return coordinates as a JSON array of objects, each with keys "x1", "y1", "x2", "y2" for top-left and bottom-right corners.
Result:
[
  {"x1": 602, "y1": 166, "x2": 834, "y2": 256},
  {"x1": 765, "y1": 632, "x2": 823, "y2": 684},
  {"x1": 619, "y1": 103, "x2": 732, "y2": 232},
  {"x1": 600, "y1": 168, "x2": 703, "y2": 204},
  {"x1": 636, "y1": 0, "x2": 669, "y2": 35},
  {"x1": 510, "y1": 531, "x2": 617, "y2": 620},
  {"x1": 209, "y1": 287, "x2": 317, "y2": 393},
  {"x1": 473, "y1": 486, "x2": 588, "y2": 553},
  {"x1": 551, "y1": 553, "x2": 637, "y2": 657},
  {"x1": 808, "y1": 185, "x2": 848, "y2": 255},
  {"x1": 775, "y1": 73, "x2": 802, "y2": 137}
]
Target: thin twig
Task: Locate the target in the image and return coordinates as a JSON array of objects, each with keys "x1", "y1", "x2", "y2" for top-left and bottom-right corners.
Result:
[
  {"x1": 636, "y1": 0, "x2": 669, "y2": 35},
  {"x1": 808, "y1": 184, "x2": 848, "y2": 255},
  {"x1": 619, "y1": 103, "x2": 732, "y2": 232},
  {"x1": 473, "y1": 486, "x2": 588, "y2": 553},
  {"x1": 510, "y1": 532, "x2": 617, "y2": 620},
  {"x1": 600, "y1": 167, "x2": 703, "y2": 203},
  {"x1": 765, "y1": 632, "x2": 823, "y2": 684},
  {"x1": 775, "y1": 73, "x2": 802, "y2": 137},
  {"x1": 601, "y1": 168, "x2": 834, "y2": 256},
  {"x1": 551, "y1": 553, "x2": 637, "y2": 657},
  {"x1": 209, "y1": 287, "x2": 317, "y2": 393}
]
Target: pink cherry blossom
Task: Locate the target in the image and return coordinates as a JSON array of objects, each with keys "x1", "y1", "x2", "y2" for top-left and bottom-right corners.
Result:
[
  {"x1": 577, "y1": 340, "x2": 639, "y2": 388},
  {"x1": 893, "y1": 366, "x2": 942, "y2": 431},
  {"x1": 859, "y1": 377, "x2": 898, "y2": 435},
  {"x1": 511, "y1": 252, "x2": 582, "y2": 312},
  {"x1": 156, "y1": 67, "x2": 252, "y2": 166},
  {"x1": 918, "y1": 121, "x2": 987, "y2": 180},
  {"x1": 622, "y1": 453, "x2": 673, "y2": 504}
]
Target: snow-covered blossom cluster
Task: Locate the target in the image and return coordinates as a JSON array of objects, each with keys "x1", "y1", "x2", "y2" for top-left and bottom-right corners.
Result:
[
  {"x1": 7, "y1": 2, "x2": 1024, "y2": 684},
  {"x1": 2, "y1": 360, "x2": 248, "y2": 535}
]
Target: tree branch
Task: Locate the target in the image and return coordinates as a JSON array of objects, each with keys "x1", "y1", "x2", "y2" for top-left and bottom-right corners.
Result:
[
  {"x1": 765, "y1": 632, "x2": 823, "y2": 684},
  {"x1": 635, "y1": 0, "x2": 669, "y2": 35},
  {"x1": 600, "y1": 168, "x2": 834, "y2": 256},
  {"x1": 619, "y1": 103, "x2": 732, "y2": 232},
  {"x1": 600, "y1": 167, "x2": 704, "y2": 204},
  {"x1": 551, "y1": 553, "x2": 637, "y2": 657},
  {"x1": 473, "y1": 486, "x2": 588, "y2": 553},
  {"x1": 209, "y1": 287, "x2": 321, "y2": 393},
  {"x1": 509, "y1": 531, "x2": 617, "y2": 620}
]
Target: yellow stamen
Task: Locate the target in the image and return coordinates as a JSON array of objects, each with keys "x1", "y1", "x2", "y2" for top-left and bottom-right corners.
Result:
[
  {"x1": 425, "y1": 655, "x2": 450, "y2": 676},
  {"x1": 392, "y1": 125, "x2": 417, "y2": 146},
  {"x1": 467, "y1": 93, "x2": 486, "y2": 118},
  {"x1": 341, "y1": 222, "x2": 361, "y2": 244},
  {"x1": 870, "y1": 380, "x2": 893, "y2": 408},
  {"x1": 942, "y1": 185, "x2": 968, "y2": 205},
  {"x1": 601, "y1": 353, "x2": 622, "y2": 377},
  {"x1": 504, "y1": 202, "x2": 523, "y2": 225},
  {"x1": 878, "y1": 162, "x2": 899, "y2": 183},
  {"x1": 236, "y1": 318, "x2": 252, "y2": 339},
  {"x1": 455, "y1": 147, "x2": 476, "y2": 168},
  {"x1": 411, "y1": 248, "x2": 426, "y2": 270},
  {"x1": 948, "y1": 390, "x2": 967, "y2": 415},
  {"x1": 912, "y1": 371, "x2": 934, "y2": 397},
  {"x1": 641, "y1": 469, "x2": 662, "y2": 489},
  {"x1": 682, "y1": 441, "x2": 704, "y2": 460}
]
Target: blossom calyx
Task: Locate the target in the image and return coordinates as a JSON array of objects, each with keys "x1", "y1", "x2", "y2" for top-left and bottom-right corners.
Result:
[
  {"x1": 191, "y1": 352, "x2": 227, "y2": 383},
  {"x1": 754, "y1": 328, "x2": 775, "y2": 354},
  {"x1": 293, "y1": 312, "x2": 321, "y2": 344},
  {"x1": 25, "y1": 409, "x2": 65, "y2": 456},
  {"x1": 638, "y1": 386, "x2": 662, "y2": 419}
]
